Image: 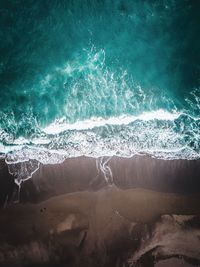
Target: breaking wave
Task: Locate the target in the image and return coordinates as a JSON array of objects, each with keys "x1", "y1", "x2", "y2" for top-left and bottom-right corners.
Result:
[{"x1": 0, "y1": 107, "x2": 199, "y2": 186}]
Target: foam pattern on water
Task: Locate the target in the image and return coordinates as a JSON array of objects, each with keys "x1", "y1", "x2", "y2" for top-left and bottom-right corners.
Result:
[
  {"x1": 0, "y1": 108, "x2": 199, "y2": 186},
  {"x1": 0, "y1": 49, "x2": 199, "y2": 184},
  {"x1": 0, "y1": 17, "x2": 199, "y2": 184}
]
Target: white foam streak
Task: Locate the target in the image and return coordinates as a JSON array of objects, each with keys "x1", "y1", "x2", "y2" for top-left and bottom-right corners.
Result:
[{"x1": 43, "y1": 109, "x2": 180, "y2": 134}]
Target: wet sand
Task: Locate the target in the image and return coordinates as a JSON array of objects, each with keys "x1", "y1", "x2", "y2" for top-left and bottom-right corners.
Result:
[
  {"x1": 1, "y1": 155, "x2": 200, "y2": 205},
  {"x1": 19, "y1": 155, "x2": 200, "y2": 203}
]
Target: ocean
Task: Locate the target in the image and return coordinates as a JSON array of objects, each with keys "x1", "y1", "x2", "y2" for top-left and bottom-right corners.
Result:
[{"x1": 0, "y1": 0, "x2": 200, "y2": 182}]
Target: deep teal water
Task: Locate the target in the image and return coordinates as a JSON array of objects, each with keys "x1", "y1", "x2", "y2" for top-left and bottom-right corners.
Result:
[{"x1": 0, "y1": 0, "x2": 200, "y2": 162}]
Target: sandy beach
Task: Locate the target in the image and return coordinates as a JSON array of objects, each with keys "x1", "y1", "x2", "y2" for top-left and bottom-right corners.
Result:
[{"x1": 0, "y1": 156, "x2": 200, "y2": 266}]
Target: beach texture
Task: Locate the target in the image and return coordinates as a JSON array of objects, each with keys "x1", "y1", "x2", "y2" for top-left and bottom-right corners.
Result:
[{"x1": 0, "y1": 156, "x2": 200, "y2": 267}]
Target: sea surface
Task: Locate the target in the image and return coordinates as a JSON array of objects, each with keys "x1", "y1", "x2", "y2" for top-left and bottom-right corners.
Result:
[{"x1": 0, "y1": 0, "x2": 200, "y2": 182}]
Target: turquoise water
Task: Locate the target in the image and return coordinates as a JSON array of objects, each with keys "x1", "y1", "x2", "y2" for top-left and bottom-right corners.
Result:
[{"x1": 0, "y1": 0, "x2": 200, "y2": 164}]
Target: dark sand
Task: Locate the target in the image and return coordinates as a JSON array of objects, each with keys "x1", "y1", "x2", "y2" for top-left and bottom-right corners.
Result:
[
  {"x1": 0, "y1": 155, "x2": 200, "y2": 266},
  {"x1": 19, "y1": 155, "x2": 200, "y2": 203}
]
